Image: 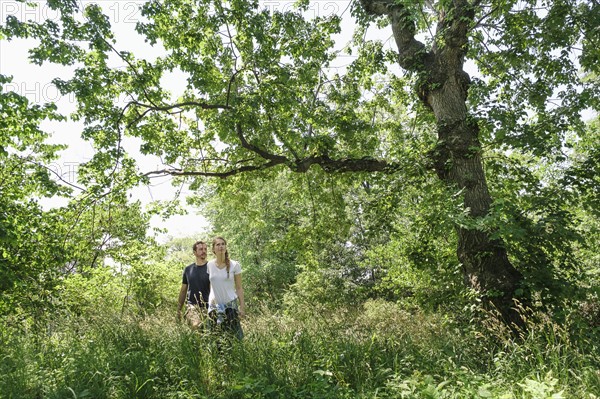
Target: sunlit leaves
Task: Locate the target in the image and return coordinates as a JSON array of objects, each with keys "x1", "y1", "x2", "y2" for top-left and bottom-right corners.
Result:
[
  {"x1": 0, "y1": 74, "x2": 69, "y2": 313},
  {"x1": 469, "y1": 0, "x2": 597, "y2": 159},
  {"x1": 1, "y1": 0, "x2": 598, "y2": 321}
]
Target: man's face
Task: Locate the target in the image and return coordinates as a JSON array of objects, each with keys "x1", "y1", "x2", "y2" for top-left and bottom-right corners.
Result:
[{"x1": 194, "y1": 244, "x2": 208, "y2": 259}]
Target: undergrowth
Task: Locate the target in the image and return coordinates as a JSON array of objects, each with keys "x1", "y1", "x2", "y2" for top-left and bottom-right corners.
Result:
[{"x1": 1, "y1": 299, "x2": 598, "y2": 398}]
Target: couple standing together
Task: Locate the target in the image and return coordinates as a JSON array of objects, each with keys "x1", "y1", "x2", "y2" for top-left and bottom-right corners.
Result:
[{"x1": 177, "y1": 237, "x2": 245, "y2": 339}]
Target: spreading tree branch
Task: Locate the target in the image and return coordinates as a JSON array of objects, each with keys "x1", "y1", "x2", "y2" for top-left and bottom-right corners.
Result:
[
  {"x1": 144, "y1": 123, "x2": 399, "y2": 178},
  {"x1": 360, "y1": 0, "x2": 433, "y2": 72},
  {"x1": 128, "y1": 100, "x2": 231, "y2": 112},
  {"x1": 144, "y1": 154, "x2": 398, "y2": 178},
  {"x1": 144, "y1": 160, "x2": 285, "y2": 178}
]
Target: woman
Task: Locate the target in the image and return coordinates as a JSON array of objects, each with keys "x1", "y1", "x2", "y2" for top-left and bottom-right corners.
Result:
[{"x1": 207, "y1": 236, "x2": 245, "y2": 339}]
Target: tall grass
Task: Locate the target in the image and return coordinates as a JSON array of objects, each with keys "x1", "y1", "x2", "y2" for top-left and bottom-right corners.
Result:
[{"x1": 1, "y1": 300, "x2": 598, "y2": 398}]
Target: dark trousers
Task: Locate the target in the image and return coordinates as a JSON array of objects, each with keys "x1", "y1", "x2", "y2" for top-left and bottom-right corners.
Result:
[{"x1": 208, "y1": 307, "x2": 243, "y2": 340}]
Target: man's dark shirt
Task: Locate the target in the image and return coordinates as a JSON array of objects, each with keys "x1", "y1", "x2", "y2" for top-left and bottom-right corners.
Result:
[{"x1": 182, "y1": 262, "x2": 210, "y2": 307}]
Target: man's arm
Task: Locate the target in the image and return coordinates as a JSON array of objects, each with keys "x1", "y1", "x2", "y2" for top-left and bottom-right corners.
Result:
[{"x1": 178, "y1": 284, "x2": 188, "y2": 320}]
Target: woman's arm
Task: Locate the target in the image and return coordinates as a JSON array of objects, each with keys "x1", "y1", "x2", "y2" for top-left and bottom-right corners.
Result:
[{"x1": 234, "y1": 273, "x2": 245, "y2": 317}]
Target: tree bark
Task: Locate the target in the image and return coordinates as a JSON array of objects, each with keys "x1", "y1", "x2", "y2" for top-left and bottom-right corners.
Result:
[{"x1": 361, "y1": 0, "x2": 526, "y2": 327}]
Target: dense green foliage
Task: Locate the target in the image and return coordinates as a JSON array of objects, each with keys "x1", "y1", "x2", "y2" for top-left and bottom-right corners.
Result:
[
  {"x1": 1, "y1": 0, "x2": 599, "y2": 397},
  {"x1": 0, "y1": 73, "x2": 64, "y2": 313},
  {"x1": 1, "y1": 0, "x2": 597, "y2": 312},
  {"x1": 0, "y1": 74, "x2": 160, "y2": 323},
  {"x1": 1, "y1": 299, "x2": 599, "y2": 398}
]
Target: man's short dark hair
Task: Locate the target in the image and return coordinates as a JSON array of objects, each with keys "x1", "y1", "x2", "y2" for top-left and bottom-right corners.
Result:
[{"x1": 192, "y1": 240, "x2": 207, "y2": 252}]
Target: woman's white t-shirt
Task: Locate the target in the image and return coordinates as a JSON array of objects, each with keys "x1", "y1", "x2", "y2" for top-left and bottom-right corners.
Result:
[{"x1": 207, "y1": 259, "x2": 242, "y2": 306}]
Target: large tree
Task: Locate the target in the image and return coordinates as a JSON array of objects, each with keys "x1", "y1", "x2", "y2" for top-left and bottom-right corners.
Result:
[{"x1": 2, "y1": 0, "x2": 598, "y2": 325}]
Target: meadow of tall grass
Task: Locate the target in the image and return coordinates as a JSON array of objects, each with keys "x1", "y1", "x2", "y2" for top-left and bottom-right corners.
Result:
[{"x1": 1, "y1": 299, "x2": 598, "y2": 398}]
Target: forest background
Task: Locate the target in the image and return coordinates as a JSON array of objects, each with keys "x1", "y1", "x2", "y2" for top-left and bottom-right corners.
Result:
[{"x1": 1, "y1": 0, "x2": 599, "y2": 397}]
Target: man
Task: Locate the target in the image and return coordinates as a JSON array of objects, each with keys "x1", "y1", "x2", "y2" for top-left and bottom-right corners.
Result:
[{"x1": 177, "y1": 240, "x2": 210, "y2": 329}]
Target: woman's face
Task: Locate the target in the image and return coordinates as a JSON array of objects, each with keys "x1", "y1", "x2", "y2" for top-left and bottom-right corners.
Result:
[{"x1": 213, "y1": 238, "x2": 227, "y2": 255}]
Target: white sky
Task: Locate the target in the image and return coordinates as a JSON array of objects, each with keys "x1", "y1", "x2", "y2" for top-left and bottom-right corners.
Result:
[{"x1": 0, "y1": 0, "x2": 366, "y2": 242}]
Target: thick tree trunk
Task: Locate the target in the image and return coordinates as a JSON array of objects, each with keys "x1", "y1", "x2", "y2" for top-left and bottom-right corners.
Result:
[
  {"x1": 361, "y1": 0, "x2": 526, "y2": 327},
  {"x1": 429, "y1": 71, "x2": 525, "y2": 327}
]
